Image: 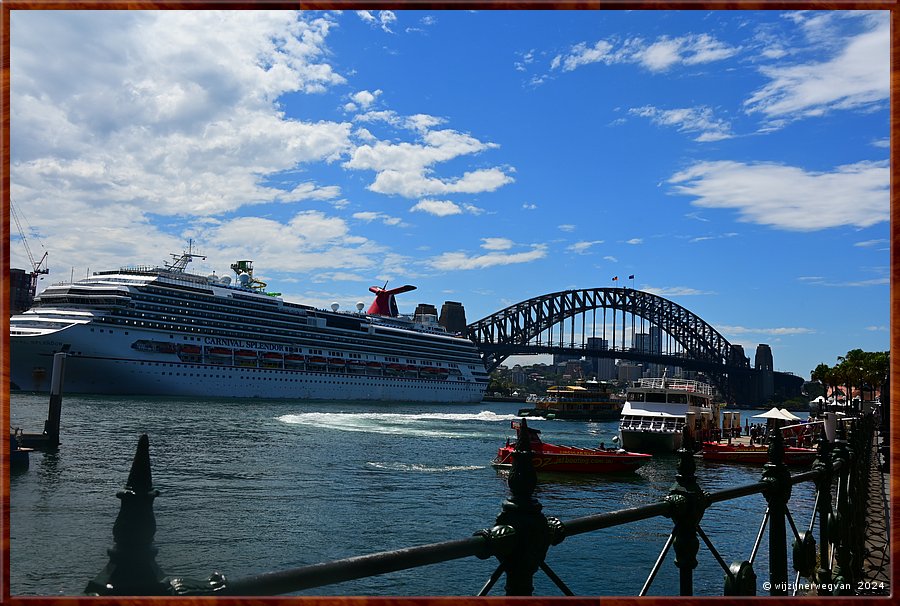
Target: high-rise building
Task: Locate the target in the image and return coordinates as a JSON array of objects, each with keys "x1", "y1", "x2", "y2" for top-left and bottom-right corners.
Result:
[{"x1": 586, "y1": 337, "x2": 616, "y2": 380}]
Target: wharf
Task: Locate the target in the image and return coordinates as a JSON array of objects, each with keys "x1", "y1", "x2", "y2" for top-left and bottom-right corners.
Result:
[{"x1": 858, "y1": 425, "x2": 890, "y2": 594}]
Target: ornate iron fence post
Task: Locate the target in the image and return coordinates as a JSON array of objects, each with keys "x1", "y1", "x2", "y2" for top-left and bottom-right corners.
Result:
[
  {"x1": 812, "y1": 429, "x2": 833, "y2": 587},
  {"x1": 492, "y1": 418, "x2": 553, "y2": 596},
  {"x1": 664, "y1": 427, "x2": 706, "y2": 596},
  {"x1": 762, "y1": 429, "x2": 791, "y2": 596},
  {"x1": 85, "y1": 434, "x2": 167, "y2": 595},
  {"x1": 830, "y1": 421, "x2": 855, "y2": 595}
]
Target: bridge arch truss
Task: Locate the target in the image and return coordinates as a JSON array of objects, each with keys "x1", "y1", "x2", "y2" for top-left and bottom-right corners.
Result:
[{"x1": 466, "y1": 288, "x2": 749, "y2": 397}]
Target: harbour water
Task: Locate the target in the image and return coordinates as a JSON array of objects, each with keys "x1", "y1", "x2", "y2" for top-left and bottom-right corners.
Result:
[{"x1": 10, "y1": 393, "x2": 814, "y2": 596}]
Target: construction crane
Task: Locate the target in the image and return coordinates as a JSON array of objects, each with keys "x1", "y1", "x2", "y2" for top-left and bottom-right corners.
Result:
[{"x1": 11, "y1": 200, "x2": 49, "y2": 300}]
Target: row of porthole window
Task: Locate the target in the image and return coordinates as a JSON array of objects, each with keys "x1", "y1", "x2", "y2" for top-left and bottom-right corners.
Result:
[{"x1": 152, "y1": 371, "x2": 472, "y2": 388}]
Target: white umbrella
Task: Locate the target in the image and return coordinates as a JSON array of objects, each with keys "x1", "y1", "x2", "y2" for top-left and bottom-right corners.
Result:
[
  {"x1": 779, "y1": 408, "x2": 801, "y2": 421},
  {"x1": 753, "y1": 407, "x2": 788, "y2": 420}
]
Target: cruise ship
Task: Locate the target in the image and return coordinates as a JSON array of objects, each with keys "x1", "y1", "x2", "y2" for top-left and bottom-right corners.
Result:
[{"x1": 10, "y1": 249, "x2": 489, "y2": 402}]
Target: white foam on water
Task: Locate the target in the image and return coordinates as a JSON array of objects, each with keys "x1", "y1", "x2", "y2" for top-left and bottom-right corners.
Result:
[
  {"x1": 275, "y1": 410, "x2": 529, "y2": 438},
  {"x1": 365, "y1": 462, "x2": 486, "y2": 473}
]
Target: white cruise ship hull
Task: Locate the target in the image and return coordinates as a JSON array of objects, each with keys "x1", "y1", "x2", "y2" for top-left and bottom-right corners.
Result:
[
  {"x1": 11, "y1": 324, "x2": 485, "y2": 403},
  {"x1": 10, "y1": 254, "x2": 489, "y2": 403}
]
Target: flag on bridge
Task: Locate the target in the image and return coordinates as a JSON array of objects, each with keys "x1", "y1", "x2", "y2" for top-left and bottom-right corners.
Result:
[
  {"x1": 612, "y1": 276, "x2": 618, "y2": 281},
  {"x1": 628, "y1": 274, "x2": 635, "y2": 279}
]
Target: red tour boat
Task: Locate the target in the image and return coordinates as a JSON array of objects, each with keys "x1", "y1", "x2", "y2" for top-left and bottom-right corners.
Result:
[
  {"x1": 699, "y1": 441, "x2": 817, "y2": 467},
  {"x1": 492, "y1": 420, "x2": 651, "y2": 474}
]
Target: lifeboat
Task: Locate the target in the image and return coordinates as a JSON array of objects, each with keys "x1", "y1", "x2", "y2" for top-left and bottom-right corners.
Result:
[
  {"x1": 367, "y1": 361, "x2": 383, "y2": 368},
  {"x1": 285, "y1": 354, "x2": 305, "y2": 366},
  {"x1": 179, "y1": 345, "x2": 202, "y2": 355},
  {"x1": 234, "y1": 350, "x2": 257, "y2": 360},
  {"x1": 328, "y1": 358, "x2": 346, "y2": 367},
  {"x1": 308, "y1": 356, "x2": 327, "y2": 366},
  {"x1": 492, "y1": 420, "x2": 651, "y2": 474},
  {"x1": 262, "y1": 352, "x2": 283, "y2": 360},
  {"x1": 385, "y1": 363, "x2": 404, "y2": 373},
  {"x1": 207, "y1": 347, "x2": 232, "y2": 357}
]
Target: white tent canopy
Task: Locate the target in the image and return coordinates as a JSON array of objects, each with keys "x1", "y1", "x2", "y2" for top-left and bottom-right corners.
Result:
[
  {"x1": 779, "y1": 408, "x2": 801, "y2": 421},
  {"x1": 753, "y1": 407, "x2": 799, "y2": 421}
]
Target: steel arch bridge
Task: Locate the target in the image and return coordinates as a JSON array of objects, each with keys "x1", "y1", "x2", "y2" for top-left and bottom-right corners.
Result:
[{"x1": 466, "y1": 287, "x2": 751, "y2": 398}]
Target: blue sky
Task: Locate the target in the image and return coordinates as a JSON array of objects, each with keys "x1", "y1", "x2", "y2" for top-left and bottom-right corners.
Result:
[{"x1": 9, "y1": 10, "x2": 890, "y2": 380}]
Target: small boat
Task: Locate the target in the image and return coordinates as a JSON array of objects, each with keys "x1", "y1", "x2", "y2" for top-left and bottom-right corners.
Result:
[
  {"x1": 699, "y1": 441, "x2": 817, "y2": 467},
  {"x1": 207, "y1": 347, "x2": 233, "y2": 357},
  {"x1": 492, "y1": 420, "x2": 651, "y2": 474},
  {"x1": 234, "y1": 349, "x2": 257, "y2": 360},
  {"x1": 619, "y1": 373, "x2": 719, "y2": 453}
]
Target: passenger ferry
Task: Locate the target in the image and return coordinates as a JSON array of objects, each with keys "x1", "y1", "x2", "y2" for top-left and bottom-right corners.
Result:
[
  {"x1": 517, "y1": 380, "x2": 623, "y2": 421},
  {"x1": 618, "y1": 374, "x2": 719, "y2": 453},
  {"x1": 10, "y1": 249, "x2": 489, "y2": 402}
]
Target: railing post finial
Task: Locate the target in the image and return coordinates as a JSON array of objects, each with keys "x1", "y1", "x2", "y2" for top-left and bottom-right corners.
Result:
[
  {"x1": 491, "y1": 418, "x2": 551, "y2": 596},
  {"x1": 85, "y1": 434, "x2": 167, "y2": 596}
]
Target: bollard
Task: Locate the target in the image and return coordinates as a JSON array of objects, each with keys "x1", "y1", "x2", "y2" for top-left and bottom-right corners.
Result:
[
  {"x1": 490, "y1": 418, "x2": 553, "y2": 596},
  {"x1": 665, "y1": 425, "x2": 706, "y2": 596},
  {"x1": 85, "y1": 434, "x2": 168, "y2": 595},
  {"x1": 762, "y1": 429, "x2": 791, "y2": 596},
  {"x1": 43, "y1": 352, "x2": 67, "y2": 448}
]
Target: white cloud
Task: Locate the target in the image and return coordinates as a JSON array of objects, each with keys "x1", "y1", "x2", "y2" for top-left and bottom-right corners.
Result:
[
  {"x1": 568, "y1": 240, "x2": 604, "y2": 254},
  {"x1": 345, "y1": 123, "x2": 514, "y2": 198},
  {"x1": 603, "y1": 255, "x2": 618, "y2": 262},
  {"x1": 409, "y1": 199, "x2": 462, "y2": 216},
  {"x1": 745, "y1": 13, "x2": 889, "y2": 122},
  {"x1": 629, "y1": 105, "x2": 733, "y2": 142},
  {"x1": 481, "y1": 237, "x2": 514, "y2": 250},
  {"x1": 522, "y1": 203, "x2": 537, "y2": 210},
  {"x1": 279, "y1": 182, "x2": 342, "y2": 202},
  {"x1": 428, "y1": 245, "x2": 548, "y2": 270},
  {"x1": 352, "y1": 211, "x2": 406, "y2": 227},
  {"x1": 668, "y1": 160, "x2": 889, "y2": 231},
  {"x1": 626, "y1": 238, "x2": 643, "y2": 245},
  {"x1": 198, "y1": 211, "x2": 384, "y2": 274},
  {"x1": 854, "y1": 238, "x2": 888, "y2": 248},
  {"x1": 11, "y1": 11, "x2": 352, "y2": 220},
  {"x1": 643, "y1": 286, "x2": 713, "y2": 296},
  {"x1": 356, "y1": 11, "x2": 396, "y2": 33},
  {"x1": 551, "y1": 33, "x2": 739, "y2": 74},
  {"x1": 10, "y1": 11, "x2": 362, "y2": 281},
  {"x1": 349, "y1": 89, "x2": 382, "y2": 110},
  {"x1": 558, "y1": 224, "x2": 576, "y2": 232}
]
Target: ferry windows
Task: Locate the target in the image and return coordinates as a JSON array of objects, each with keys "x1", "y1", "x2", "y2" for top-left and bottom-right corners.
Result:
[
  {"x1": 646, "y1": 393, "x2": 666, "y2": 403},
  {"x1": 627, "y1": 392, "x2": 645, "y2": 402},
  {"x1": 668, "y1": 394, "x2": 688, "y2": 404}
]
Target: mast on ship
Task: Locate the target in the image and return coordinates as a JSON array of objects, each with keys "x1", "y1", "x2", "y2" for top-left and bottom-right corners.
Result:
[{"x1": 165, "y1": 240, "x2": 206, "y2": 273}]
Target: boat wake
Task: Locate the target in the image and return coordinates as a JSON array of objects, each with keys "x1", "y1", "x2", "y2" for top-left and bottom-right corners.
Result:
[
  {"x1": 365, "y1": 462, "x2": 486, "y2": 473},
  {"x1": 276, "y1": 410, "x2": 523, "y2": 438}
]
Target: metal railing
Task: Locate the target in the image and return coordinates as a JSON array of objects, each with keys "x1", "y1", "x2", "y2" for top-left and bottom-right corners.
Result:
[{"x1": 84, "y1": 410, "x2": 881, "y2": 597}]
